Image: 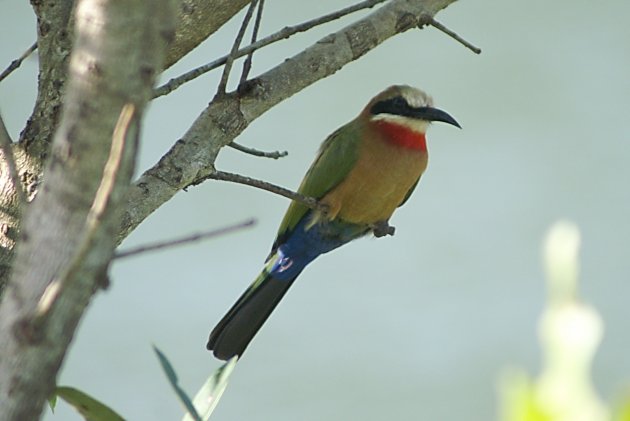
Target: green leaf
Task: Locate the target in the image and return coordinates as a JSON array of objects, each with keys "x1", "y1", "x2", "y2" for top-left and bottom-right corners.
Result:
[
  {"x1": 153, "y1": 345, "x2": 202, "y2": 421},
  {"x1": 499, "y1": 369, "x2": 551, "y2": 421},
  {"x1": 48, "y1": 394, "x2": 57, "y2": 413},
  {"x1": 614, "y1": 394, "x2": 630, "y2": 421},
  {"x1": 53, "y1": 386, "x2": 125, "y2": 421},
  {"x1": 182, "y1": 356, "x2": 239, "y2": 421}
]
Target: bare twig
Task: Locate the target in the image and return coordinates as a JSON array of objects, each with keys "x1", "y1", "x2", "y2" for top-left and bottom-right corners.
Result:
[
  {"x1": 239, "y1": 0, "x2": 265, "y2": 86},
  {"x1": 191, "y1": 170, "x2": 326, "y2": 213},
  {"x1": 0, "y1": 113, "x2": 27, "y2": 206},
  {"x1": 228, "y1": 141, "x2": 287, "y2": 159},
  {"x1": 427, "y1": 17, "x2": 481, "y2": 54},
  {"x1": 154, "y1": 0, "x2": 387, "y2": 98},
  {"x1": 0, "y1": 41, "x2": 37, "y2": 83},
  {"x1": 216, "y1": 0, "x2": 258, "y2": 96},
  {"x1": 35, "y1": 104, "x2": 136, "y2": 321},
  {"x1": 115, "y1": 219, "x2": 255, "y2": 259},
  {"x1": 87, "y1": 104, "x2": 136, "y2": 229}
]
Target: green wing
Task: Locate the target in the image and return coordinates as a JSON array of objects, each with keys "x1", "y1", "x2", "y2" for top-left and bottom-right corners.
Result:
[
  {"x1": 273, "y1": 120, "x2": 362, "y2": 249},
  {"x1": 398, "y1": 176, "x2": 421, "y2": 208}
]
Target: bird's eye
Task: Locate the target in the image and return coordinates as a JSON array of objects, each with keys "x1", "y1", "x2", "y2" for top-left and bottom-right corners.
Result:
[
  {"x1": 370, "y1": 96, "x2": 410, "y2": 116},
  {"x1": 393, "y1": 96, "x2": 408, "y2": 107}
]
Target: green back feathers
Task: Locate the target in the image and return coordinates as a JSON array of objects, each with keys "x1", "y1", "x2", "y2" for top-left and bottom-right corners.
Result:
[{"x1": 273, "y1": 120, "x2": 363, "y2": 250}]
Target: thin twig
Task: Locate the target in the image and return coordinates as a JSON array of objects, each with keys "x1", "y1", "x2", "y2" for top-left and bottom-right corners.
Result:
[
  {"x1": 88, "y1": 104, "x2": 136, "y2": 228},
  {"x1": 228, "y1": 141, "x2": 287, "y2": 159},
  {"x1": 216, "y1": 0, "x2": 258, "y2": 96},
  {"x1": 188, "y1": 173, "x2": 392, "y2": 239},
  {"x1": 0, "y1": 112, "x2": 27, "y2": 206},
  {"x1": 191, "y1": 170, "x2": 326, "y2": 213},
  {"x1": 154, "y1": 0, "x2": 387, "y2": 98},
  {"x1": 427, "y1": 17, "x2": 481, "y2": 54},
  {"x1": 239, "y1": 0, "x2": 265, "y2": 86},
  {"x1": 115, "y1": 219, "x2": 255, "y2": 259},
  {"x1": 0, "y1": 41, "x2": 37, "y2": 83}
]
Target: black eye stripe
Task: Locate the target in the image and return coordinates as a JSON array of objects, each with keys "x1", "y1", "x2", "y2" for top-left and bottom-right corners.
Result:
[{"x1": 370, "y1": 96, "x2": 420, "y2": 118}]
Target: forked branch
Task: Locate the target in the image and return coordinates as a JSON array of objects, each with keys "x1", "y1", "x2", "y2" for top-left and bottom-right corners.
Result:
[{"x1": 154, "y1": 0, "x2": 388, "y2": 98}]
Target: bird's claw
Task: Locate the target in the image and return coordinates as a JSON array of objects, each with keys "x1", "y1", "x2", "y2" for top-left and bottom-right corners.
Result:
[
  {"x1": 372, "y1": 221, "x2": 395, "y2": 238},
  {"x1": 316, "y1": 202, "x2": 331, "y2": 216}
]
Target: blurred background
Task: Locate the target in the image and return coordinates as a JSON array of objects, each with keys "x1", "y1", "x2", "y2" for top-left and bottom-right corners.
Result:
[{"x1": 1, "y1": 0, "x2": 629, "y2": 419}]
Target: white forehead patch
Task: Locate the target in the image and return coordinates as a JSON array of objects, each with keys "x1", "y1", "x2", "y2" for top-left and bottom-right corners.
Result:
[{"x1": 401, "y1": 88, "x2": 434, "y2": 108}]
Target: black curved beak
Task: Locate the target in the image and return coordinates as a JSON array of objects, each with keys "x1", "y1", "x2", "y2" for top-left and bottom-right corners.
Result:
[{"x1": 413, "y1": 107, "x2": 461, "y2": 129}]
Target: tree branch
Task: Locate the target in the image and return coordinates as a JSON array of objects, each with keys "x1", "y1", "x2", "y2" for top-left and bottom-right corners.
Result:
[
  {"x1": 0, "y1": 42, "x2": 37, "y2": 84},
  {"x1": 0, "y1": 0, "x2": 176, "y2": 418},
  {"x1": 120, "y1": 0, "x2": 458, "y2": 243},
  {"x1": 34, "y1": 104, "x2": 136, "y2": 324},
  {"x1": 165, "y1": 0, "x2": 252, "y2": 69},
  {"x1": 19, "y1": 1, "x2": 74, "y2": 160},
  {"x1": 154, "y1": 0, "x2": 388, "y2": 98},
  {"x1": 239, "y1": 0, "x2": 265, "y2": 86},
  {"x1": 427, "y1": 17, "x2": 481, "y2": 54},
  {"x1": 228, "y1": 141, "x2": 288, "y2": 159},
  {"x1": 0, "y1": 3, "x2": 72, "y2": 288},
  {"x1": 114, "y1": 219, "x2": 255, "y2": 259},
  {"x1": 216, "y1": 0, "x2": 258, "y2": 96},
  {"x1": 18, "y1": 0, "x2": 249, "y2": 160},
  {"x1": 190, "y1": 170, "x2": 325, "y2": 212},
  {"x1": 0, "y1": 113, "x2": 27, "y2": 207}
]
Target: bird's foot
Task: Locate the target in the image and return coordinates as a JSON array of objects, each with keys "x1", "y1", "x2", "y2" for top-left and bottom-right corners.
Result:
[
  {"x1": 371, "y1": 220, "x2": 395, "y2": 238},
  {"x1": 316, "y1": 201, "x2": 331, "y2": 217}
]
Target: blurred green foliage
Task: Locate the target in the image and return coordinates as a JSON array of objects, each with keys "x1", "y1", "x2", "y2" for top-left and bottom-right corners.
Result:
[
  {"x1": 50, "y1": 348, "x2": 238, "y2": 421},
  {"x1": 499, "y1": 221, "x2": 629, "y2": 421}
]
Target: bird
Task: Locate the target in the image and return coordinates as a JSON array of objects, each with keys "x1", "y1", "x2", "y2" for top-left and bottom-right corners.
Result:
[{"x1": 207, "y1": 85, "x2": 460, "y2": 360}]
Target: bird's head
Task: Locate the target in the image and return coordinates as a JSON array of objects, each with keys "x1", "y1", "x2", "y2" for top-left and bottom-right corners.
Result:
[{"x1": 363, "y1": 85, "x2": 461, "y2": 135}]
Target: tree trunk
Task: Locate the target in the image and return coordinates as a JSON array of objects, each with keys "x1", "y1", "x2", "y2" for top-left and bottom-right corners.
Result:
[{"x1": 0, "y1": 0, "x2": 176, "y2": 418}]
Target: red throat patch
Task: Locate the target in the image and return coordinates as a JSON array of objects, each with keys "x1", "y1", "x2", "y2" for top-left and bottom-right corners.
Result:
[{"x1": 373, "y1": 120, "x2": 427, "y2": 151}]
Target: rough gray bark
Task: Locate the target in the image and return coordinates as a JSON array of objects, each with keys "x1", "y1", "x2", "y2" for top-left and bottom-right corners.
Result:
[
  {"x1": 0, "y1": 0, "x2": 251, "y2": 291},
  {"x1": 0, "y1": 0, "x2": 458, "y2": 419},
  {"x1": 0, "y1": 1, "x2": 75, "y2": 291},
  {"x1": 0, "y1": 0, "x2": 176, "y2": 419}
]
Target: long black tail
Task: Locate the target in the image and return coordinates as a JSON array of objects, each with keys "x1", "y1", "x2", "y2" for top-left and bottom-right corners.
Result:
[
  {"x1": 208, "y1": 215, "x2": 369, "y2": 360},
  {"x1": 207, "y1": 269, "x2": 299, "y2": 360}
]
